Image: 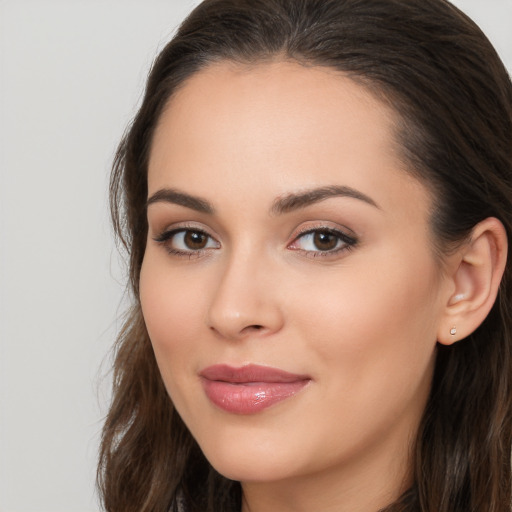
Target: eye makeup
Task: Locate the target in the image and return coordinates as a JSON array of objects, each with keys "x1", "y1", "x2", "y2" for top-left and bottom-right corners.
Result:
[
  {"x1": 152, "y1": 222, "x2": 358, "y2": 261},
  {"x1": 153, "y1": 224, "x2": 220, "y2": 258},
  {"x1": 288, "y1": 226, "x2": 358, "y2": 258}
]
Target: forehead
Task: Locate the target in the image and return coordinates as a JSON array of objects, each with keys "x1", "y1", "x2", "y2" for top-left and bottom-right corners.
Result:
[
  {"x1": 148, "y1": 60, "x2": 429, "y2": 217},
  {"x1": 152, "y1": 61, "x2": 398, "y2": 161}
]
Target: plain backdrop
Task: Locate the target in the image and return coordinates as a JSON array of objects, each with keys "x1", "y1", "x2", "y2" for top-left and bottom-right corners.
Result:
[{"x1": 0, "y1": 1, "x2": 510, "y2": 511}]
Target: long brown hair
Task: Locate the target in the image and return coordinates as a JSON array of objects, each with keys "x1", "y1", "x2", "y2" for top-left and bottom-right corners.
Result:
[{"x1": 98, "y1": 1, "x2": 512, "y2": 510}]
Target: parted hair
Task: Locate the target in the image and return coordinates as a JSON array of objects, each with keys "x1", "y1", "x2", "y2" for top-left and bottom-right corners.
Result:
[{"x1": 98, "y1": 0, "x2": 512, "y2": 511}]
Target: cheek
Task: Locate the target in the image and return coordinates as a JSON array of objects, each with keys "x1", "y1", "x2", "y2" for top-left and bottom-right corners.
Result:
[
  {"x1": 292, "y1": 247, "x2": 441, "y2": 392},
  {"x1": 278, "y1": 252, "x2": 441, "y2": 464},
  {"x1": 139, "y1": 252, "x2": 209, "y2": 382},
  {"x1": 139, "y1": 253, "x2": 218, "y2": 430}
]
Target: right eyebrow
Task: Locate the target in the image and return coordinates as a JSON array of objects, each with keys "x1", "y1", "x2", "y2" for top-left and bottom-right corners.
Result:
[{"x1": 146, "y1": 188, "x2": 215, "y2": 214}]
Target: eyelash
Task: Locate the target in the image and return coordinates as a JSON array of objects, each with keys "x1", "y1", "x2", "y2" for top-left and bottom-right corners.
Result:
[
  {"x1": 153, "y1": 226, "x2": 358, "y2": 259},
  {"x1": 153, "y1": 226, "x2": 219, "y2": 258},
  {"x1": 288, "y1": 227, "x2": 357, "y2": 257}
]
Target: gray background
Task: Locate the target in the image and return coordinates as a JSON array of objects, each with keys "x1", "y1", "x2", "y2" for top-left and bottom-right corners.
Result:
[{"x1": 0, "y1": 1, "x2": 510, "y2": 511}]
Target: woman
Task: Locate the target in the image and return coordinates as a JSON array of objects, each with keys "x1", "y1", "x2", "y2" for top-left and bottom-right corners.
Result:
[{"x1": 98, "y1": 0, "x2": 512, "y2": 511}]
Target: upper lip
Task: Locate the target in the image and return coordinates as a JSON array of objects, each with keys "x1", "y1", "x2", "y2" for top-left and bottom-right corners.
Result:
[{"x1": 200, "y1": 364, "x2": 310, "y2": 383}]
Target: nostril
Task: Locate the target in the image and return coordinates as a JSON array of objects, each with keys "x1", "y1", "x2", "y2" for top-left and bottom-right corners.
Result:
[
  {"x1": 209, "y1": 323, "x2": 264, "y2": 337},
  {"x1": 244, "y1": 324, "x2": 264, "y2": 332}
]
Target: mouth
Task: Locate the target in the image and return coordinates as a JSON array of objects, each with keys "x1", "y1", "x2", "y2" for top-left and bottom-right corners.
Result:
[{"x1": 199, "y1": 364, "x2": 311, "y2": 415}]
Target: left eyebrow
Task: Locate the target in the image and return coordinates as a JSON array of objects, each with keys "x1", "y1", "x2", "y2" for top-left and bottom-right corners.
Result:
[{"x1": 271, "y1": 185, "x2": 380, "y2": 215}]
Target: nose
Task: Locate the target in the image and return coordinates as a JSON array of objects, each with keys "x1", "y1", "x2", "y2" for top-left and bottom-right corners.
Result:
[{"x1": 206, "y1": 250, "x2": 284, "y2": 341}]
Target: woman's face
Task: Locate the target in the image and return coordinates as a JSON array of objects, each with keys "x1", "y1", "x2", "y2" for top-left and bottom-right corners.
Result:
[{"x1": 141, "y1": 62, "x2": 452, "y2": 494}]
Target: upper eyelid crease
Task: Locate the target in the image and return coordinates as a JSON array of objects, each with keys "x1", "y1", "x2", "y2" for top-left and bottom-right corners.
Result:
[
  {"x1": 294, "y1": 223, "x2": 356, "y2": 238},
  {"x1": 154, "y1": 226, "x2": 214, "y2": 240},
  {"x1": 292, "y1": 227, "x2": 358, "y2": 245}
]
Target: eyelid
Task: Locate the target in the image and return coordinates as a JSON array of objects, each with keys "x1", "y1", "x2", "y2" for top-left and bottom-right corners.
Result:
[
  {"x1": 152, "y1": 221, "x2": 216, "y2": 240},
  {"x1": 289, "y1": 221, "x2": 357, "y2": 241},
  {"x1": 287, "y1": 223, "x2": 358, "y2": 256},
  {"x1": 151, "y1": 221, "x2": 357, "y2": 259},
  {"x1": 153, "y1": 223, "x2": 221, "y2": 257}
]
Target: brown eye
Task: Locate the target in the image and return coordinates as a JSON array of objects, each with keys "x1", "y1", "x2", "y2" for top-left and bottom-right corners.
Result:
[
  {"x1": 154, "y1": 228, "x2": 220, "y2": 255},
  {"x1": 313, "y1": 231, "x2": 339, "y2": 251},
  {"x1": 288, "y1": 227, "x2": 357, "y2": 255},
  {"x1": 184, "y1": 230, "x2": 208, "y2": 249}
]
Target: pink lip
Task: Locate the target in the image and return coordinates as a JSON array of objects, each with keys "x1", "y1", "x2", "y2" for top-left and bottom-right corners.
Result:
[{"x1": 199, "y1": 364, "x2": 311, "y2": 415}]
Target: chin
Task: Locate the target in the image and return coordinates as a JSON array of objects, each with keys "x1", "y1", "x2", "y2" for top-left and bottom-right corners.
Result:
[
  {"x1": 196, "y1": 431, "x2": 302, "y2": 483},
  {"x1": 208, "y1": 456, "x2": 293, "y2": 483}
]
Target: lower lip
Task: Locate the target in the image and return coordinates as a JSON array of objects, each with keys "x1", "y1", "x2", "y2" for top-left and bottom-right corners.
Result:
[{"x1": 201, "y1": 379, "x2": 310, "y2": 415}]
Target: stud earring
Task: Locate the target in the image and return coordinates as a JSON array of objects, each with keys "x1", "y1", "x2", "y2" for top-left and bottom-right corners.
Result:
[
  {"x1": 450, "y1": 327, "x2": 457, "y2": 336},
  {"x1": 453, "y1": 293, "x2": 466, "y2": 302}
]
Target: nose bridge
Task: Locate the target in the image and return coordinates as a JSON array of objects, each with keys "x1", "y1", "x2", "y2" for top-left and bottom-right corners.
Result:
[{"x1": 206, "y1": 242, "x2": 283, "y2": 340}]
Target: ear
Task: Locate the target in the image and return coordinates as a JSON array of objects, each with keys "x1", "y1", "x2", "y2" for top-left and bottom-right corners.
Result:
[{"x1": 437, "y1": 217, "x2": 508, "y2": 345}]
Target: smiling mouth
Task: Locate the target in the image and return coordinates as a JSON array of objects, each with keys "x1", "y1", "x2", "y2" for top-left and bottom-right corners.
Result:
[{"x1": 199, "y1": 364, "x2": 311, "y2": 415}]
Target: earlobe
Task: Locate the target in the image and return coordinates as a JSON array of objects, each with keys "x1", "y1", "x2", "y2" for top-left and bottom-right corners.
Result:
[{"x1": 437, "y1": 217, "x2": 507, "y2": 346}]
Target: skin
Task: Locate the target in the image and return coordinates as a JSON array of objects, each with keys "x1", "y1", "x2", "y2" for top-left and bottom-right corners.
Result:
[{"x1": 140, "y1": 61, "x2": 456, "y2": 512}]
